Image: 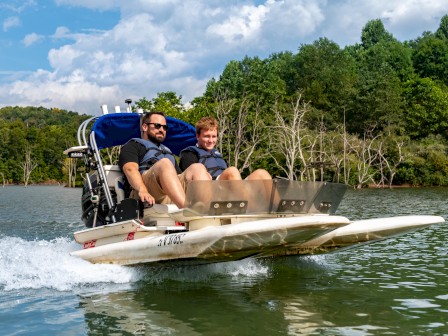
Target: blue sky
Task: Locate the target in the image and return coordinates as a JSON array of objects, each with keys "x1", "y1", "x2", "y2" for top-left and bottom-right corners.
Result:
[{"x1": 0, "y1": 0, "x2": 446, "y2": 115}]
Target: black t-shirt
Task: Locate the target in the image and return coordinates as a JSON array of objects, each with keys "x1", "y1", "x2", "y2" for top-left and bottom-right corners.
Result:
[
  {"x1": 118, "y1": 140, "x2": 181, "y2": 174},
  {"x1": 179, "y1": 149, "x2": 199, "y2": 171},
  {"x1": 179, "y1": 148, "x2": 229, "y2": 180}
]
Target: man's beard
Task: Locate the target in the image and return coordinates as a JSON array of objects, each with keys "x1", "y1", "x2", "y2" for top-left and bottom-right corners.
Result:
[{"x1": 148, "y1": 132, "x2": 165, "y2": 144}]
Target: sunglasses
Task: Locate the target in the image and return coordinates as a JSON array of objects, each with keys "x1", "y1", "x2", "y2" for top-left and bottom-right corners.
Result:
[{"x1": 145, "y1": 122, "x2": 169, "y2": 131}]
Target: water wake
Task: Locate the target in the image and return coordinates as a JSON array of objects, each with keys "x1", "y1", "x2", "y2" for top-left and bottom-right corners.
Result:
[
  {"x1": 0, "y1": 236, "x2": 140, "y2": 291},
  {"x1": 0, "y1": 235, "x2": 272, "y2": 291}
]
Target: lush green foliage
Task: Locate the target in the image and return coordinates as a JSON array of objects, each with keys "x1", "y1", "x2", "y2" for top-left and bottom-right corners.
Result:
[{"x1": 0, "y1": 106, "x2": 89, "y2": 185}]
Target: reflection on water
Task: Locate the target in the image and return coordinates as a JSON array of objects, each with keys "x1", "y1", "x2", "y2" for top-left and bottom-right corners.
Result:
[{"x1": 0, "y1": 186, "x2": 448, "y2": 335}]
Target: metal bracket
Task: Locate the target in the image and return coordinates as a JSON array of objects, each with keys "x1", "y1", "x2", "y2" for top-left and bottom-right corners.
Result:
[
  {"x1": 277, "y1": 199, "x2": 306, "y2": 213},
  {"x1": 317, "y1": 201, "x2": 332, "y2": 213},
  {"x1": 209, "y1": 200, "x2": 248, "y2": 215}
]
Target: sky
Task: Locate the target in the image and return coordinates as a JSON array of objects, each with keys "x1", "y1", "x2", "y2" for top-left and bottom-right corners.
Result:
[{"x1": 0, "y1": 0, "x2": 447, "y2": 116}]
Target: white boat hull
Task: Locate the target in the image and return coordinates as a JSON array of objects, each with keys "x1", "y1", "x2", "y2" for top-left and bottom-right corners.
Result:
[
  {"x1": 71, "y1": 214, "x2": 445, "y2": 266},
  {"x1": 294, "y1": 215, "x2": 445, "y2": 255},
  {"x1": 71, "y1": 215, "x2": 350, "y2": 266}
]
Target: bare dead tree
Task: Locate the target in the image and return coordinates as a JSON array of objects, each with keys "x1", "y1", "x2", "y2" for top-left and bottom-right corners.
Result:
[
  {"x1": 270, "y1": 93, "x2": 311, "y2": 180},
  {"x1": 375, "y1": 141, "x2": 387, "y2": 188},
  {"x1": 22, "y1": 145, "x2": 38, "y2": 187},
  {"x1": 343, "y1": 108, "x2": 350, "y2": 185},
  {"x1": 214, "y1": 90, "x2": 236, "y2": 155},
  {"x1": 303, "y1": 135, "x2": 319, "y2": 182},
  {"x1": 348, "y1": 128, "x2": 380, "y2": 189},
  {"x1": 63, "y1": 157, "x2": 78, "y2": 188},
  {"x1": 325, "y1": 129, "x2": 346, "y2": 183},
  {"x1": 230, "y1": 97, "x2": 250, "y2": 167},
  {"x1": 104, "y1": 146, "x2": 121, "y2": 165},
  {"x1": 231, "y1": 100, "x2": 265, "y2": 172},
  {"x1": 377, "y1": 140, "x2": 405, "y2": 188},
  {"x1": 308, "y1": 116, "x2": 327, "y2": 182},
  {"x1": 214, "y1": 93, "x2": 265, "y2": 173}
]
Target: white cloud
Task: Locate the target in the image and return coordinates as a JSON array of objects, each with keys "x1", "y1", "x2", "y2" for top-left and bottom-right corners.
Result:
[
  {"x1": 0, "y1": 0, "x2": 446, "y2": 115},
  {"x1": 5, "y1": 69, "x2": 123, "y2": 114},
  {"x1": 52, "y1": 26, "x2": 72, "y2": 39},
  {"x1": 207, "y1": 4, "x2": 269, "y2": 44},
  {"x1": 22, "y1": 32, "x2": 44, "y2": 46},
  {"x1": 0, "y1": 0, "x2": 37, "y2": 13},
  {"x1": 381, "y1": 0, "x2": 448, "y2": 40},
  {"x1": 3, "y1": 16, "x2": 21, "y2": 31},
  {"x1": 322, "y1": 0, "x2": 447, "y2": 46},
  {"x1": 257, "y1": 0, "x2": 325, "y2": 50}
]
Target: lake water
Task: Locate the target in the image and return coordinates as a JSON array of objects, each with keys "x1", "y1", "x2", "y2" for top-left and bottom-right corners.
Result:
[{"x1": 0, "y1": 186, "x2": 447, "y2": 335}]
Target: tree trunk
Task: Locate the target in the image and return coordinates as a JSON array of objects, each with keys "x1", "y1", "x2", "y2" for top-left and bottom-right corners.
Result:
[{"x1": 22, "y1": 145, "x2": 38, "y2": 187}]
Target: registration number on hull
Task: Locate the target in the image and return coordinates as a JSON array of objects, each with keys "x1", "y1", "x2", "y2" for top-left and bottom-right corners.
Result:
[{"x1": 158, "y1": 233, "x2": 186, "y2": 247}]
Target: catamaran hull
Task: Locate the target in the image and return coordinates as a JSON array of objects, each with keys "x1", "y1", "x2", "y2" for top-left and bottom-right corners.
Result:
[
  {"x1": 71, "y1": 215, "x2": 350, "y2": 266},
  {"x1": 292, "y1": 215, "x2": 445, "y2": 255},
  {"x1": 71, "y1": 215, "x2": 445, "y2": 266}
]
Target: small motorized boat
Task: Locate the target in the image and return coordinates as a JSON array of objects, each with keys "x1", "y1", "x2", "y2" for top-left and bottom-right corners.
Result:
[{"x1": 64, "y1": 109, "x2": 445, "y2": 266}]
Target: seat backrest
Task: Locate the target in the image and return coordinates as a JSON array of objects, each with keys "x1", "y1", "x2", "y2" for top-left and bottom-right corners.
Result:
[{"x1": 103, "y1": 165, "x2": 125, "y2": 203}]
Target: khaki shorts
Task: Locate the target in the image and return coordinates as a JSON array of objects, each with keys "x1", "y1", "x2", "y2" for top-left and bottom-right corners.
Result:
[{"x1": 136, "y1": 166, "x2": 188, "y2": 204}]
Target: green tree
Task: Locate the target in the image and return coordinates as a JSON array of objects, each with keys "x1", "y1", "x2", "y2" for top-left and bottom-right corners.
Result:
[
  {"x1": 402, "y1": 77, "x2": 448, "y2": 139},
  {"x1": 0, "y1": 106, "x2": 89, "y2": 184},
  {"x1": 361, "y1": 19, "x2": 395, "y2": 49},
  {"x1": 294, "y1": 38, "x2": 357, "y2": 128},
  {"x1": 135, "y1": 91, "x2": 186, "y2": 119},
  {"x1": 412, "y1": 34, "x2": 448, "y2": 85},
  {"x1": 435, "y1": 14, "x2": 448, "y2": 40},
  {"x1": 348, "y1": 41, "x2": 408, "y2": 134}
]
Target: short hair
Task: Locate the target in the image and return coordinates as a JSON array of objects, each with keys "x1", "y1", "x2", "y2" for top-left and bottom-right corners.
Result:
[
  {"x1": 142, "y1": 111, "x2": 165, "y2": 124},
  {"x1": 196, "y1": 117, "x2": 218, "y2": 135}
]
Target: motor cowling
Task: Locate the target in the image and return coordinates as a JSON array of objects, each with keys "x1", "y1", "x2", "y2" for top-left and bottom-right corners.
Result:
[{"x1": 81, "y1": 175, "x2": 115, "y2": 228}]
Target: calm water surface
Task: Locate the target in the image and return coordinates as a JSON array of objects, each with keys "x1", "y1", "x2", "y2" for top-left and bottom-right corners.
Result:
[{"x1": 0, "y1": 186, "x2": 447, "y2": 335}]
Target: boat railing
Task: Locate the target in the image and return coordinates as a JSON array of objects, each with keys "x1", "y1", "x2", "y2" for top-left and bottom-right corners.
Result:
[{"x1": 183, "y1": 180, "x2": 347, "y2": 217}]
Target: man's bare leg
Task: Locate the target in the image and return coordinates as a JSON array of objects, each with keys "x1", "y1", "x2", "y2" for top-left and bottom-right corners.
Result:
[
  {"x1": 183, "y1": 163, "x2": 211, "y2": 181},
  {"x1": 152, "y1": 159, "x2": 186, "y2": 208},
  {"x1": 246, "y1": 169, "x2": 271, "y2": 180},
  {"x1": 182, "y1": 163, "x2": 212, "y2": 211},
  {"x1": 152, "y1": 160, "x2": 211, "y2": 208},
  {"x1": 219, "y1": 167, "x2": 242, "y2": 180}
]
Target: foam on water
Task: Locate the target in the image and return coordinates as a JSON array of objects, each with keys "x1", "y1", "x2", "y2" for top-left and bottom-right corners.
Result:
[
  {"x1": 131, "y1": 258, "x2": 271, "y2": 286},
  {"x1": 222, "y1": 258, "x2": 270, "y2": 277},
  {"x1": 0, "y1": 234, "x2": 272, "y2": 291},
  {"x1": 0, "y1": 235, "x2": 140, "y2": 292}
]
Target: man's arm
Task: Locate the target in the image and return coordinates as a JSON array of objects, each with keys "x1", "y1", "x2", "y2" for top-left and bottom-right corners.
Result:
[
  {"x1": 179, "y1": 150, "x2": 199, "y2": 171},
  {"x1": 121, "y1": 162, "x2": 155, "y2": 205},
  {"x1": 119, "y1": 141, "x2": 156, "y2": 205}
]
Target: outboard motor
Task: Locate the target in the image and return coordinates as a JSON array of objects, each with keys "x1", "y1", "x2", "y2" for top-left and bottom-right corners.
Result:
[{"x1": 81, "y1": 173, "x2": 116, "y2": 228}]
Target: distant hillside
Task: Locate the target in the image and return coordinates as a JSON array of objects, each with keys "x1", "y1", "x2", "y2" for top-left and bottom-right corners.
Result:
[{"x1": 0, "y1": 106, "x2": 91, "y2": 185}]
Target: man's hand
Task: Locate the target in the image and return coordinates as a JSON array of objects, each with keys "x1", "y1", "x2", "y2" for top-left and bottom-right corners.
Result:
[
  {"x1": 138, "y1": 190, "x2": 155, "y2": 206},
  {"x1": 122, "y1": 162, "x2": 156, "y2": 205}
]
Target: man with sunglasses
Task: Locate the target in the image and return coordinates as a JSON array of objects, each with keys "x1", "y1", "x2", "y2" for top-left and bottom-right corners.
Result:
[{"x1": 118, "y1": 112, "x2": 210, "y2": 209}]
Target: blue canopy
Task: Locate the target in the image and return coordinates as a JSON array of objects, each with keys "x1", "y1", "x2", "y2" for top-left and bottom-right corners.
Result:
[{"x1": 90, "y1": 113, "x2": 197, "y2": 155}]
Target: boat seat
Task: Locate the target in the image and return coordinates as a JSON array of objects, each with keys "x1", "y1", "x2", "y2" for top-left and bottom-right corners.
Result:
[
  {"x1": 104, "y1": 165, "x2": 122, "y2": 187},
  {"x1": 114, "y1": 175, "x2": 125, "y2": 203},
  {"x1": 103, "y1": 165, "x2": 126, "y2": 203},
  {"x1": 142, "y1": 204, "x2": 182, "y2": 227},
  {"x1": 144, "y1": 204, "x2": 179, "y2": 216}
]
